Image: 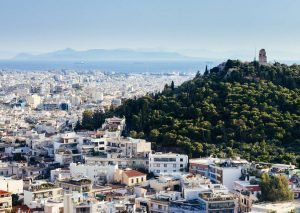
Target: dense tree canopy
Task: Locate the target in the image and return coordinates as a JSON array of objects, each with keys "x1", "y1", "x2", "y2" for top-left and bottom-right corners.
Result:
[
  {"x1": 259, "y1": 173, "x2": 294, "y2": 202},
  {"x1": 81, "y1": 60, "x2": 300, "y2": 165}
]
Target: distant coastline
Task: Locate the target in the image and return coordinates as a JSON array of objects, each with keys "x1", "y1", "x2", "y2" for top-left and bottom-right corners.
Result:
[{"x1": 0, "y1": 60, "x2": 219, "y2": 74}]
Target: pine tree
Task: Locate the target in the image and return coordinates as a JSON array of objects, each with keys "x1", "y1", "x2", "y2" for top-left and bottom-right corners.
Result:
[
  {"x1": 171, "y1": 81, "x2": 175, "y2": 91},
  {"x1": 164, "y1": 83, "x2": 169, "y2": 91},
  {"x1": 204, "y1": 65, "x2": 209, "y2": 75},
  {"x1": 74, "y1": 120, "x2": 82, "y2": 131},
  {"x1": 82, "y1": 109, "x2": 94, "y2": 130}
]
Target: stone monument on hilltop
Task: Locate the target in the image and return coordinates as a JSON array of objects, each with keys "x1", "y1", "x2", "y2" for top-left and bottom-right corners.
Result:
[{"x1": 259, "y1": 49, "x2": 267, "y2": 65}]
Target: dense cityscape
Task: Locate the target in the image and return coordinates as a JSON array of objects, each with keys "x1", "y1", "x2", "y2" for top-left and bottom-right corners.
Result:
[{"x1": 0, "y1": 50, "x2": 298, "y2": 213}]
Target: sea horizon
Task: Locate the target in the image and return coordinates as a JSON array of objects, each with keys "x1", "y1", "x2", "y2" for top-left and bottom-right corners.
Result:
[{"x1": 0, "y1": 59, "x2": 220, "y2": 74}]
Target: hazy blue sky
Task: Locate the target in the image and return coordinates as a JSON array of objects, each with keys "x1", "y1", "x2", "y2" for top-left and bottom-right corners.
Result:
[{"x1": 0, "y1": 0, "x2": 300, "y2": 60}]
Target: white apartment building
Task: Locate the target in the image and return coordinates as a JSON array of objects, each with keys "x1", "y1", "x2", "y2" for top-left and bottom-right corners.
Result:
[
  {"x1": 69, "y1": 162, "x2": 117, "y2": 185},
  {"x1": 149, "y1": 191, "x2": 182, "y2": 213},
  {"x1": 85, "y1": 156, "x2": 149, "y2": 170},
  {"x1": 149, "y1": 153, "x2": 188, "y2": 176},
  {"x1": 54, "y1": 149, "x2": 73, "y2": 166},
  {"x1": 63, "y1": 193, "x2": 98, "y2": 213},
  {"x1": 90, "y1": 137, "x2": 107, "y2": 152},
  {"x1": 208, "y1": 159, "x2": 249, "y2": 191},
  {"x1": 0, "y1": 177, "x2": 23, "y2": 194},
  {"x1": 105, "y1": 137, "x2": 152, "y2": 158},
  {"x1": 120, "y1": 138, "x2": 151, "y2": 158},
  {"x1": 58, "y1": 177, "x2": 92, "y2": 193},
  {"x1": 97, "y1": 200, "x2": 136, "y2": 213},
  {"x1": 27, "y1": 94, "x2": 41, "y2": 109},
  {"x1": 181, "y1": 175, "x2": 211, "y2": 200},
  {"x1": 53, "y1": 132, "x2": 82, "y2": 165},
  {"x1": 197, "y1": 184, "x2": 237, "y2": 213},
  {"x1": 148, "y1": 175, "x2": 181, "y2": 192},
  {"x1": 24, "y1": 182, "x2": 63, "y2": 208},
  {"x1": 50, "y1": 168, "x2": 71, "y2": 182}
]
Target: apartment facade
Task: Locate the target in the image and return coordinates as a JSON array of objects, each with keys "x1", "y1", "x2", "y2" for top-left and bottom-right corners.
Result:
[
  {"x1": 69, "y1": 162, "x2": 117, "y2": 185},
  {"x1": 23, "y1": 183, "x2": 63, "y2": 208},
  {"x1": 0, "y1": 190, "x2": 12, "y2": 213},
  {"x1": 149, "y1": 153, "x2": 188, "y2": 176}
]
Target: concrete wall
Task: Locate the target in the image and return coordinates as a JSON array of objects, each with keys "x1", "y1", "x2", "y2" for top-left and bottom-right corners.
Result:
[{"x1": 0, "y1": 178, "x2": 23, "y2": 194}]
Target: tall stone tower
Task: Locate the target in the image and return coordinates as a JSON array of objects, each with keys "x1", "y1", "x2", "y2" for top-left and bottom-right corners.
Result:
[{"x1": 259, "y1": 49, "x2": 267, "y2": 65}]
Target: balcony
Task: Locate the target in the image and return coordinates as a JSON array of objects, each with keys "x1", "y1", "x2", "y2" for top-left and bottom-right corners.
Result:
[
  {"x1": 208, "y1": 202, "x2": 235, "y2": 210},
  {"x1": 199, "y1": 193, "x2": 235, "y2": 202},
  {"x1": 69, "y1": 178, "x2": 92, "y2": 186},
  {"x1": 30, "y1": 183, "x2": 57, "y2": 192}
]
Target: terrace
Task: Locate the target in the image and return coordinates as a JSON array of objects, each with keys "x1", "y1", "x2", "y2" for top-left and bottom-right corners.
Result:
[
  {"x1": 199, "y1": 192, "x2": 235, "y2": 202},
  {"x1": 61, "y1": 178, "x2": 92, "y2": 186},
  {"x1": 29, "y1": 183, "x2": 58, "y2": 192}
]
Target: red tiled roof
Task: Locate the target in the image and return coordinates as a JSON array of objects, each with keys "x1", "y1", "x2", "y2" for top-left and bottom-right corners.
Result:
[
  {"x1": 124, "y1": 170, "x2": 146, "y2": 178},
  {"x1": 0, "y1": 190, "x2": 10, "y2": 195}
]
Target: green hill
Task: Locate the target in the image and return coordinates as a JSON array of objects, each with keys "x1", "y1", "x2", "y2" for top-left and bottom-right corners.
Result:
[{"x1": 81, "y1": 60, "x2": 300, "y2": 165}]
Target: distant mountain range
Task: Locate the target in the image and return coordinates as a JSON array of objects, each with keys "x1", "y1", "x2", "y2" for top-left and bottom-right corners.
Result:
[{"x1": 12, "y1": 48, "x2": 195, "y2": 61}]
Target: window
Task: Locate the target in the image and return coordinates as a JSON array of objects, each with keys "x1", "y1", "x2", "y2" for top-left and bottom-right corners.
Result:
[
  {"x1": 180, "y1": 158, "x2": 183, "y2": 162},
  {"x1": 136, "y1": 178, "x2": 139, "y2": 183},
  {"x1": 180, "y1": 164, "x2": 183, "y2": 168},
  {"x1": 164, "y1": 164, "x2": 167, "y2": 167},
  {"x1": 154, "y1": 158, "x2": 176, "y2": 162},
  {"x1": 131, "y1": 179, "x2": 134, "y2": 183},
  {"x1": 173, "y1": 164, "x2": 176, "y2": 168},
  {"x1": 141, "y1": 177, "x2": 144, "y2": 181}
]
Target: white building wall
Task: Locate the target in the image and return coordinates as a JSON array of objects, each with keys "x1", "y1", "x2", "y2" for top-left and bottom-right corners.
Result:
[
  {"x1": 183, "y1": 188, "x2": 207, "y2": 200},
  {"x1": 91, "y1": 138, "x2": 107, "y2": 152},
  {"x1": 149, "y1": 153, "x2": 188, "y2": 176},
  {"x1": 50, "y1": 169, "x2": 71, "y2": 182},
  {"x1": 23, "y1": 190, "x2": 33, "y2": 206},
  {"x1": 0, "y1": 178, "x2": 23, "y2": 194},
  {"x1": 27, "y1": 94, "x2": 41, "y2": 108},
  {"x1": 222, "y1": 167, "x2": 243, "y2": 191},
  {"x1": 70, "y1": 163, "x2": 117, "y2": 184}
]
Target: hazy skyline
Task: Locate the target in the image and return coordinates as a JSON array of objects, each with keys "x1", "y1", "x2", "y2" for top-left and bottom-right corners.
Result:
[{"x1": 1, "y1": 0, "x2": 300, "y2": 60}]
